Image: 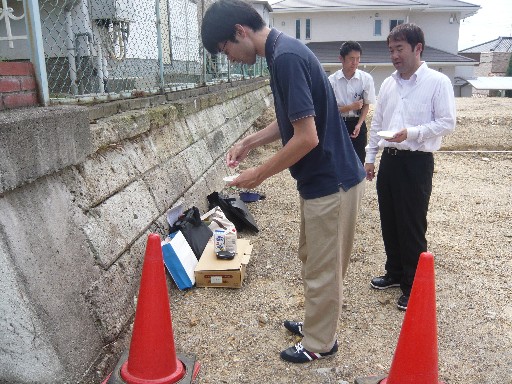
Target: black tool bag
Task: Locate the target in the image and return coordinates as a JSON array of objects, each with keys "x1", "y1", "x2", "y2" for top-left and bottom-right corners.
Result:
[
  {"x1": 207, "y1": 192, "x2": 259, "y2": 233},
  {"x1": 169, "y1": 206, "x2": 213, "y2": 260}
]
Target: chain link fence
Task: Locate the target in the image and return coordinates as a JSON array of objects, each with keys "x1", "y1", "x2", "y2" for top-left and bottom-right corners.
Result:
[{"x1": 0, "y1": 0, "x2": 267, "y2": 101}]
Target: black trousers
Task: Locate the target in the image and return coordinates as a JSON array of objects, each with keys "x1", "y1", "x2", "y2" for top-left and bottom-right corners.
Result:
[
  {"x1": 376, "y1": 149, "x2": 434, "y2": 295},
  {"x1": 343, "y1": 118, "x2": 367, "y2": 165}
]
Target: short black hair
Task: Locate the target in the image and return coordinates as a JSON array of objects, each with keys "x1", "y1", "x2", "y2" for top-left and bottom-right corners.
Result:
[
  {"x1": 339, "y1": 41, "x2": 362, "y2": 58},
  {"x1": 201, "y1": 0, "x2": 265, "y2": 55},
  {"x1": 387, "y1": 23, "x2": 425, "y2": 57}
]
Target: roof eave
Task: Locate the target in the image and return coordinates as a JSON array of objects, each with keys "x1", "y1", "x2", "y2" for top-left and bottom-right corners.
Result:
[
  {"x1": 459, "y1": 8, "x2": 480, "y2": 19},
  {"x1": 250, "y1": 0, "x2": 273, "y2": 12},
  {"x1": 271, "y1": 4, "x2": 481, "y2": 15},
  {"x1": 271, "y1": 5, "x2": 427, "y2": 14},
  {"x1": 425, "y1": 61, "x2": 479, "y2": 66},
  {"x1": 322, "y1": 61, "x2": 476, "y2": 67}
]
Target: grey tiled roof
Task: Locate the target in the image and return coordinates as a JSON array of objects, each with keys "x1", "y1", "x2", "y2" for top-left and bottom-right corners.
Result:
[
  {"x1": 306, "y1": 40, "x2": 477, "y2": 64},
  {"x1": 459, "y1": 37, "x2": 512, "y2": 53}
]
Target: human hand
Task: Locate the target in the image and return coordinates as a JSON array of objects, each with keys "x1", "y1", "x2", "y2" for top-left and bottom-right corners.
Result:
[
  {"x1": 226, "y1": 141, "x2": 250, "y2": 168},
  {"x1": 350, "y1": 123, "x2": 362, "y2": 138},
  {"x1": 364, "y1": 163, "x2": 376, "y2": 181},
  {"x1": 386, "y1": 128, "x2": 408, "y2": 143},
  {"x1": 352, "y1": 99, "x2": 364, "y2": 111},
  {"x1": 227, "y1": 167, "x2": 263, "y2": 189}
]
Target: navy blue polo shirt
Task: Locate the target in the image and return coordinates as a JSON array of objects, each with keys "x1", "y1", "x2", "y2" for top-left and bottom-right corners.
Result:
[{"x1": 265, "y1": 28, "x2": 365, "y2": 199}]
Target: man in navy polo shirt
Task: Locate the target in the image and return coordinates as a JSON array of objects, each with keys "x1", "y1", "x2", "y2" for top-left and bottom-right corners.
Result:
[{"x1": 201, "y1": 0, "x2": 365, "y2": 364}]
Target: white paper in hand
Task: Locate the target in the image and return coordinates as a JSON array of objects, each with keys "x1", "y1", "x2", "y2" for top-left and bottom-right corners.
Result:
[
  {"x1": 377, "y1": 130, "x2": 395, "y2": 139},
  {"x1": 223, "y1": 174, "x2": 239, "y2": 183}
]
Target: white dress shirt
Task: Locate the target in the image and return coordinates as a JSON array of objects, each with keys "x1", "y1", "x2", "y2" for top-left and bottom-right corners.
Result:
[
  {"x1": 328, "y1": 69, "x2": 377, "y2": 117},
  {"x1": 365, "y1": 62, "x2": 456, "y2": 164}
]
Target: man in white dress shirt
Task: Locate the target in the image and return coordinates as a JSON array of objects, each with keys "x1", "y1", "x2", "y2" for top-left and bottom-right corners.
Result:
[
  {"x1": 364, "y1": 23, "x2": 456, "y2": 310},
  {"x1": 329, "y1": 41, "x2": 376, "y2": 165}
]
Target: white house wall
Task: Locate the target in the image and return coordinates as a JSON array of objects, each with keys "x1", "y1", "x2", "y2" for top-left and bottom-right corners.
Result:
[
  {"x1": 160, "y1": 0, "x2": 171, "y2": 64},
  {"x1": 455, "y1": 64, "x2": 476, "y2": 97},
  {"x1": 2, "y1": 0, "x2": 200, "y2": 62},
  {"x1": 252, "y1": 4, "x2": 271, "y2": 27},
  {"x1": 40, "y1": 1, "x2": 94, "y2": 59},
  {"x1": 123, "y1": 0, "x2": 158, "y2": 60},
  {"x1": 167, "y1": 0, "x2": 200, "y2": 63},
  {"x1": 271, "y1": 8, "x2": 468, "y2": 95},
  {"x1": 407, "y1": 12, "x2": 461, "y2": 54},
  {"x1": 271, "y1": 10, "x2": 461, "y2": 54}
]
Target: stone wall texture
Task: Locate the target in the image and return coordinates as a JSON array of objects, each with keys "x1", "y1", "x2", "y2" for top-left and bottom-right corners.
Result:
[{"x1": 0, "y1": 78, "x2": 272, "y2": 383}]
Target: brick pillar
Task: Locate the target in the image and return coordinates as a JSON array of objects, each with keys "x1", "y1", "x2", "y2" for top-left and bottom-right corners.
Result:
[{"x1": 0, "y1": 62, "x2": 40, "y2": 110}]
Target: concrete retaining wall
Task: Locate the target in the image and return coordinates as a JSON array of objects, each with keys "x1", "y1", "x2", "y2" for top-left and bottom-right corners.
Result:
[{"x1": 0, "y1": 78, "x2": 272, "y2": 383}]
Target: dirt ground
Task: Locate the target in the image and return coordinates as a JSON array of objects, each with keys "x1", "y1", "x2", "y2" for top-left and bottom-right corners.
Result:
[{"x1": 166, "y1": 97, "x2": 512, "y2": 384}]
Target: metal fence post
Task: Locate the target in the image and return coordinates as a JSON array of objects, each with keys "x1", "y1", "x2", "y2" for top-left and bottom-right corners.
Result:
[
  {"x1": 200, "y1": 0, "x2": 206, "y2": 86},
  {"x1": 23, "y1": 0, "x2": 49, "y2": 105},
  {"x1": 155, "y1": 0, "x2": 165, "y2": 92}
]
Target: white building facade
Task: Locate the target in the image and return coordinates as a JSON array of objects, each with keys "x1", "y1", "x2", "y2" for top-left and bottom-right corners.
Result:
[{"x1": 270, "y1": 0, "x2": 480, "y2": 96}]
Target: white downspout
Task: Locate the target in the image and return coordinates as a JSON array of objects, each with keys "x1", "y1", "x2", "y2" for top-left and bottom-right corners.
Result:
[
  {"x1": 96, "y1": 41, "x2": 105, "y2": 93},
  {"x1": 65, "y1": 10, "x2": 78, "y2": 95},
  {"x1": 101, "y1": 49, "x2": 108, "y2": 92}
]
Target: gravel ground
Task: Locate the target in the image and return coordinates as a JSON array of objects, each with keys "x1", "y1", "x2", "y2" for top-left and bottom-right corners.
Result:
[{"x1": 167, "y1": 97, "x2": 512, "y2": 384}]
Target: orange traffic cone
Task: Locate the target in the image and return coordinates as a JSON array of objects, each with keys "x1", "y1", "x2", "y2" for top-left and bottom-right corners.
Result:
[
  {"x1": 380, "y1": 252, "x2": 443, "y2": 384},
  {"x1": 355, "y1": 252, "x2": 444, "y2": 384},
  {"x1": 102, "y1": 233, "x2": 200, "y2": 384}
]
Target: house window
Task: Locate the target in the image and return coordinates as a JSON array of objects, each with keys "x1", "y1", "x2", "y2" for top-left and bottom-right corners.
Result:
[
  {"x1": 296, "y1": 19, "x2": 301, "y2": 39},
  {"x1": 390, "y1": 19, "x2": 404, "y2": 31},
  {"x1": 374, "y1": 19, "x2": 382, "y2": 36},
  {"x1": 305, "y1": 18, "x2": 311, "y2": 39}
]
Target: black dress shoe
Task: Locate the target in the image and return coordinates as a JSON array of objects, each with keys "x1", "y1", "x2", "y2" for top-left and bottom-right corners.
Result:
[
  {"x1": 397, "y1": 294, "x2": 409, "y2": 310},
  {"x1": 370, "y1": 275, "x2": 400, "y2": 290}
]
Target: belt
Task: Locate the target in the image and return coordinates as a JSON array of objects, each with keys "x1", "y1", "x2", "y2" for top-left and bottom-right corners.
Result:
[
  {"x1": 342, "y1": 116, "x2": 359, "y2": 121},
  {"x1": 383, "y1": 147, "x2": 431, "y2": 156}
]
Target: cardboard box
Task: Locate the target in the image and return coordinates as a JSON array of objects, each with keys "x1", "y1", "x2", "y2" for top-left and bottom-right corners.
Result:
[{"x1": 194, "y1": 238, "x2": 252, "y2": 288}]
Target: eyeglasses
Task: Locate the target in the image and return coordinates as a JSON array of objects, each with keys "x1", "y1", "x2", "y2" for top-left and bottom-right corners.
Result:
[{"x1": 220, "y1": 40, "x2": 228, "y2": 54}]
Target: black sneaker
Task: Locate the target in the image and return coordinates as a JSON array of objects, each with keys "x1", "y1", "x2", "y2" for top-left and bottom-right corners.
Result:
[
  {"x1": 283, "y1": 320, "x2": 304, "y2": 336},
  {"x1": 280, "y1": 341, "x2": 338, "y2": 363},
  {"x1": 370, "y1": 275, "x2": 400, "y2": 290},
  {"x1": 397, "y1": 294, "x2": 409, "y2": 310}
]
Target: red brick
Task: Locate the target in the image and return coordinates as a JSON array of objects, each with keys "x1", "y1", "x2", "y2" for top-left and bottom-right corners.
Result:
[
  {"x1": 0, "y1": 77, "x2": 21, "y2": 92},
  {"x1": 20, "y1": 76, "x2": 37, "y2": 91},
  {"x1": 3, "y1": 92, "x2": 39, "y2": 109},
  {"x1": 0, "y1": 62, "x2": 35, "y2": 76}
]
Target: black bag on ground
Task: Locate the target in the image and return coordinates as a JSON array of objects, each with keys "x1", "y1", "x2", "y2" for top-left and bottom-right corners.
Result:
[
  {"x1": 207, "y1": 192, "x2": 259, "y2": 233},
  {"x1": 169, "y1": 206, "x2": 212, "y2": 260}
]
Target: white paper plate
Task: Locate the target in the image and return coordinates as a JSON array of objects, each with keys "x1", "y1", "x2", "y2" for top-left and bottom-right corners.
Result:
[
  {"x1": 378, "y1": 130, "x2": 395, "y2": 139},
  {"x1": 223, "y1": 174, "x2": 239, "y2": 183}
]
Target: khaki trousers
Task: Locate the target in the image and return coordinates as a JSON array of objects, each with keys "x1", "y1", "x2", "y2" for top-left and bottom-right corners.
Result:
[{"x1": 298, "y1": 180, "x2": 365, "y2": 352}]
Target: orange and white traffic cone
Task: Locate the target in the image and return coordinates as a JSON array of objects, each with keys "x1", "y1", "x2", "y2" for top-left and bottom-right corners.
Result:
[
  {"x1": 102, "y1": 233, "x2": 200, "y2": 384},
  {"x1": 355, "y1": 252, "x2": 445, "y2": 384}
]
